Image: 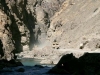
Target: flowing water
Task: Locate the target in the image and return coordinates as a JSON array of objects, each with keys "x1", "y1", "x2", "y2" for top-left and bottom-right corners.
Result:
[{"x1": 0, "y1": 58, "x2": 58, "y2": 75}]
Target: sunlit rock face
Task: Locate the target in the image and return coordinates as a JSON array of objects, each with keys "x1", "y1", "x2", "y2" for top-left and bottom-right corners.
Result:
[
  {"x1": 47, "y1": 0, "x2": 100, "y2": 50},
  {"x1": 0, "y1": 11, "x2": 15, "y2": 61},
  {"x1": 0, "y1": 0, "x2": 64, "y2": 60},
  {"x1": 1, "y1": 0, "x2": 100, "y2": 61}
]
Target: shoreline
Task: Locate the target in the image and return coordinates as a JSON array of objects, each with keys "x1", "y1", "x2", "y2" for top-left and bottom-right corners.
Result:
[{"x1": 16, "y1": 48, "x2": 100, "y2": 65}]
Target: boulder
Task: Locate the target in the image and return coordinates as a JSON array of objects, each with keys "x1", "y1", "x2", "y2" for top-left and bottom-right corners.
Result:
[
  {"x1": 49, "y1": 53, "x2": 100, "y2": 75},
  {"x1": 0, "y1": 59, "x2": 23, "y2": 70}
]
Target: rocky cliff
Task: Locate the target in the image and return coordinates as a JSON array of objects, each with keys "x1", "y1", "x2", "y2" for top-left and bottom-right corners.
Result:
[
  {"x1": 0, "y1": 0, "x2": 100, "y2": 61},
  {"x1": 0, "y1": 0, "x2": 64, "y2": 60},
  {"x1": 48, "y1": 0, "x2": 100, "y2": 50}
]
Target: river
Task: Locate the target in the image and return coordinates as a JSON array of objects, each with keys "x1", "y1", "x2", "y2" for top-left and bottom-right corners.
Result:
[{"x1": 0, "y1": 58, "x2": 57, "y2": 75}]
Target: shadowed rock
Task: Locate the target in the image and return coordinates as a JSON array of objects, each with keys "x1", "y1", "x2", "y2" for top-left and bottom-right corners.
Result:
[
  {"x1": 0, "y1": 59, "x2": 23, "y2": 70},
  {"x1": 49, "y1": 53, "x2": 100, "y2": 75}
]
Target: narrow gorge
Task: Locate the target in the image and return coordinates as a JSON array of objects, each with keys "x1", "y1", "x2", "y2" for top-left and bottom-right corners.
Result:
[
  {"x1": 1, "y1": 0, "x2": 100, "y2": 61},
  {"x1": 0, "y1": 0, "x2": 65, "y2": 61},
  {"x1": 1, "y1": 0, "x2": 100, "y2": 75}
]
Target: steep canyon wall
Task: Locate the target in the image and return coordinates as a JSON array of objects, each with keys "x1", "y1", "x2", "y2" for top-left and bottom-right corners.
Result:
[
  {"x1": 0, "y1": 0, "x2": 64, "y2": 60},
  {"x1": 1, "y1": 0, "x2": 100, "y2": 61}
]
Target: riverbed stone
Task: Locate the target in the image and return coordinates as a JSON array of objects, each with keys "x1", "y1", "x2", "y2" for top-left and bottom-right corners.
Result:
[{"x1": 49, "y1": 53, "x2": 100, "y2": 75}]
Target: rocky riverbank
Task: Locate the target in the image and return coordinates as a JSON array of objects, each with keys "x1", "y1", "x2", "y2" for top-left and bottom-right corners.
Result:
[
  {"x1": 1, "y1": 52, "x2": 100, "y2": 75},
  {"x1": 16, "y1": 48, "x2": 66, "y2": 65},
  {"x1": 49, "y1": 53, "x2": 100, "y2": 75},
  {"x1": 16, "y1": 47, "x2": 100, "y2": 65},
  {"x1": 0, "y1": 59, "x2": 23, "y2": 70}
]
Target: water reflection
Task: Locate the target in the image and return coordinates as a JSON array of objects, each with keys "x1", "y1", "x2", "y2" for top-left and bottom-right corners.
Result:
[{"x1": 18, "y1": 58, "x2": 41, "y2": 66}]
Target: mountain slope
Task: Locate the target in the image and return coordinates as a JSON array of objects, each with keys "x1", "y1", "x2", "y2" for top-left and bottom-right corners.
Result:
[
  {"x1": 0, "y1": 0, "x2": 100, "y2": 61},
  {"x1": 47, "y1": 0, "x2": 100, "y2": 50}
]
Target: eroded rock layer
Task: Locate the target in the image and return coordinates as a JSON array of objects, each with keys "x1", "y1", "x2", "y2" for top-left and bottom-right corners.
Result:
[
  {"x1": 0, "y1": 0, "x2": 64, "y2": 60},
  {"x1": 1, "y1": 0, "x2": 100, "y2": 61}
]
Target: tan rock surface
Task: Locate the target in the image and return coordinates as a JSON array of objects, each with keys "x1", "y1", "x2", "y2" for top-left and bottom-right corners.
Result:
[{"x1": 1, "y1": 0, "x2": 100, "y2": 61}]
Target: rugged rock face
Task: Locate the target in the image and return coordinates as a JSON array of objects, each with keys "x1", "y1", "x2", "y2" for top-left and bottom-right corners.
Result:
[
  {"x1": 0, "y1": 11, "x2": 15, "y2": 61},
  {"x1": 48, "y1": 0, "x2": 100, "y2": 50},
  {"x1": 0, "y1": 0, "x2": 64, "y2": 60},
  {"x1": 0, "y1": 0, "x2": 100, "y2": 61}
]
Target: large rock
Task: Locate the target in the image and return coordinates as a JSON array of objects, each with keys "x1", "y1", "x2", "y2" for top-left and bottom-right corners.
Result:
[
  {"x1": 49, "y1": 53, "x2": 100, "y2": 75},
  {"x1": 0, "y1": 59, "x2": 23, "y2": 70}
]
